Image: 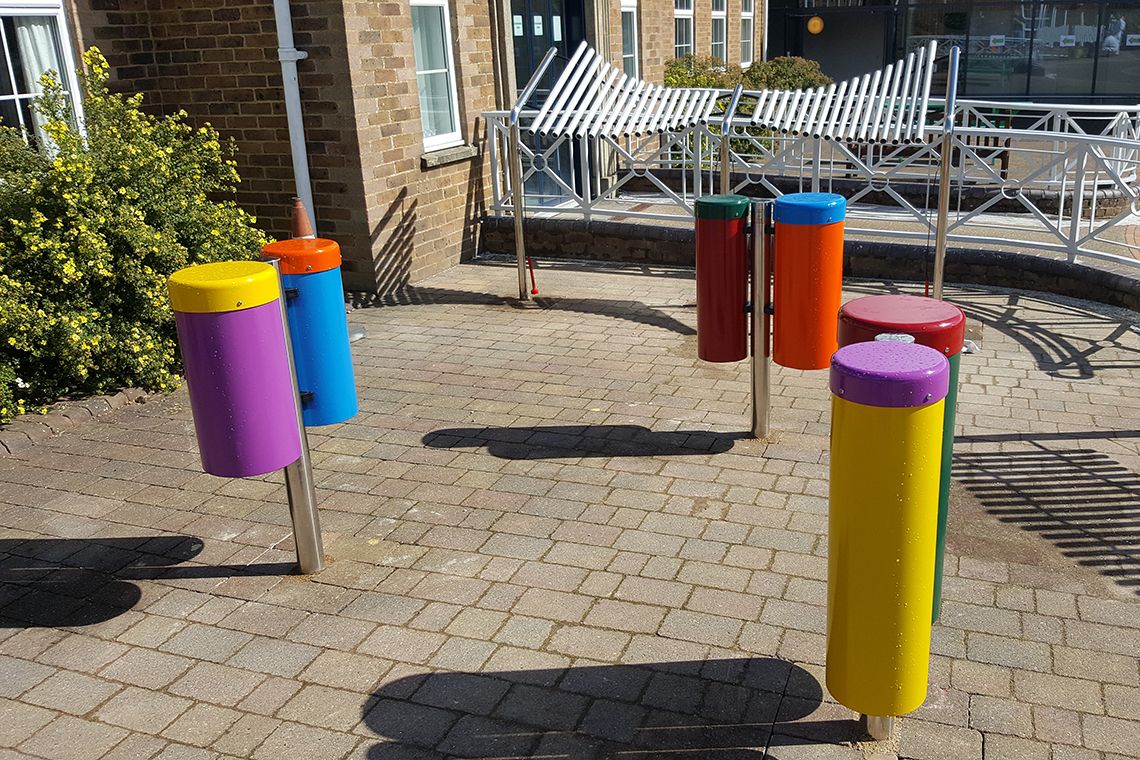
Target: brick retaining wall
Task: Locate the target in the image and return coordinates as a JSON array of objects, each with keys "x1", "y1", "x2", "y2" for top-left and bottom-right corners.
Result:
[{"x1": 480, "y1": 215, "x2": 1140, "y2": 311}]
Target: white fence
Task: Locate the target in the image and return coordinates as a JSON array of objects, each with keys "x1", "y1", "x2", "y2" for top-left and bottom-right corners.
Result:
[{"x1": 486, "y1": 99, "x2": 1140, "y2": 271}]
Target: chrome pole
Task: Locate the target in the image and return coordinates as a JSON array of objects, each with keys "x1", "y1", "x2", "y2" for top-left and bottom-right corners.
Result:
[
  {"x1": 932, "y1": 46, "x2": 961, "y2": 301},
  {"x1": 866, "y1": 714, "x2": 894, "y2": 741},
  {"x1": 751, "y1": 199, "x2": 771, "y2": 439},
  {"x1": 509, "y1": 123, "x2": 529, "y2": 301},
  {"x1": 720, "y1": 84, "x2": 744, "y2": 194},
  {"x1": 507, "y1": 45, "x2": 560, "y2": 302},
  {"x1": 266, "y1": 258, "x2": 325, "y2": 574}
]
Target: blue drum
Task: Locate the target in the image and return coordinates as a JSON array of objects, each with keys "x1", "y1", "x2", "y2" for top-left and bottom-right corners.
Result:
[{"x1": 261, "y1": 238, "x2": 358, "y2": 426}]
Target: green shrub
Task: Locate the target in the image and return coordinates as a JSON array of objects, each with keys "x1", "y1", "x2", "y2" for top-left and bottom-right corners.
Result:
[
  {"x1": 664, "y1": 56, "x2": 743, "y2": 89},
  {"x1": 0, "y1": 49, "x2": 271, "y2": 423},
  {"x1": 743, "y1": 56, "x2": 833, "y2": 91}
]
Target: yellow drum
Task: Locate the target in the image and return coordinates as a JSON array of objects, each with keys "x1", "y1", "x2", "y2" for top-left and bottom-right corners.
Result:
[{"x1": 827, "y1": 341, "x2": 949, "y2": 717}]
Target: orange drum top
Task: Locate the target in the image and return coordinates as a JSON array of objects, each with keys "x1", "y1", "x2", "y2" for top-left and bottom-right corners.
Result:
[{"x1": 261, "y1": 238, "x2": 341, "y2": 275}]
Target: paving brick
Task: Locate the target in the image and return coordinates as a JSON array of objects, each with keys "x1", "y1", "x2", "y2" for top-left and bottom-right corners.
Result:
[
  {"x1": 614, "y1": 576, "x2": 692, "y2": 608},
  {"x1": 168, "y1": 663, "x2": 266, "y2": 707},
  {"x1": 950, "y1": 659, "x2": 1012, "y2": 697},
  {"x1": 161, "y1": 703, "x2": 242, "y2": 747},
  {"x1": 511, "y1": 588, "x2": 593, "y2": 623},
  {"x1": 358, "y1": 626, "x2": 446, "y2": 664},
  {"x1": 983, "y1": 735, "x2": 1051, "y2": 760},
  {"x1": 95, "y1": 686, "x2": 192, "y2": 733},
  {"x1": 1082, "y1": 715, "x2": 1140, "y2": 756},
  {"x1": 1054, "y1": 646, "x2": 1139, "y2": 686},
  {"x1": 21, "y1": 670, "x2": 120, "y2": 715},
  {"x1": 251, "y1": 721, "x2": 359, "y2": 760},
  {"x1": 277, "y1": 685, "x2": 366, "y2": 732},
  {"x1": 100, "y1": 648, "x2": 194, "y2": 689},
  {"x1": 0, "y1": 657, "x2": 53, "y2": 699},
  {"x1": 969, "y1": 695, "x2": 1034, "y2": 737},
  {"x1": 659, "y1": 609, "x2": 742, "y2": 648},
  {"x1": 547, "y1": 625, "x2": 630, "y2": 660},
  {"x1": 0, "y1": 699, "x2": 55, "y2": 749},
  {"x1": 227, "y1": 636, "x2": 320, "y2": 678},
  {"x1": 1032, "y1": 705, "x2": 1082, "y2": 745},
  {"x1": 1014, "y1": 672, "x2": 1104, "y2": 714},
  {"x1": 584, "y1": 599, "x2": 666, "y2": 634},
  {"x1": 18, "y1": 715, "x2": 127, "y2": 760},
  {"x1": 966, "y1": 633, "x2": 1052, "y2": 673},
  {"x1": 160, "y1": 624, "x2": 253, "y2": 664},
  {"x1": 898, "y1": 721, "x2": 982, "y2": 760},
  {"x1": 210, "y1": 714, "x2": 280, "y2": 757},
  {"x1": 36, "y1": 634, "x2": 128, "y2": 673}
]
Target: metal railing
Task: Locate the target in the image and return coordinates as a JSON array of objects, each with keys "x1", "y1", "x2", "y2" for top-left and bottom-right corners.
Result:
[{"x1": 486, "y1": 98, "x2": 1140, "y2": 272}]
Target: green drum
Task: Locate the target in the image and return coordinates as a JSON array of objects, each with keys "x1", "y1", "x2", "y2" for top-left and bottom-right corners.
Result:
[{"x1": 837, "y1": 294, "x2": 966, "y2": 623}]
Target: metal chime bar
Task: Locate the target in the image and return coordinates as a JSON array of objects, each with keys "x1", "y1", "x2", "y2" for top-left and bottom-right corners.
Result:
[{"x1": 524, "y1": 40, "x2": 939, "y2": 144}]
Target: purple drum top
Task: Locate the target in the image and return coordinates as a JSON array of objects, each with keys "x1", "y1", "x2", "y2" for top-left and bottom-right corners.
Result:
[{"x1": 829, "y1": 341, "x2": 949, "y2": 408}]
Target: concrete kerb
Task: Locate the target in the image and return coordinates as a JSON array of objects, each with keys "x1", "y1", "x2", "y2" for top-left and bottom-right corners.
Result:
[{"x1": 0, "y1": 388, "x2": 152, "y2": 456}]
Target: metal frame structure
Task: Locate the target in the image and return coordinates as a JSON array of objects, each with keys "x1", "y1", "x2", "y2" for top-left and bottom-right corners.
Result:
[{"x1": 494, "y1": 43, "x2": 1140, "y2": 276}]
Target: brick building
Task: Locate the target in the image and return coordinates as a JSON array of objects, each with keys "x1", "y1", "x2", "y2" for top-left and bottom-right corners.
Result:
[{"x1": 4, "y1": 0, "x2": 759, "y2": 293}]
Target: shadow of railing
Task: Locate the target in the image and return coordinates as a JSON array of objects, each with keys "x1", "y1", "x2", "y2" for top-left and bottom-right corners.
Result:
[
  {"x1": 0, "y1": 537, "x2": 295, "y2": 627},
  {"x1": 845, "y1": 281, "x2": 1140, "y2": 380},
  {"x1": 351, "y1": 286, "x2": 697, "y2": 337},
  {"x1": 362, "y1": 658, "x2": 859, "y2": 758},
  {"x1": 424, "y1": 425, "x2": 744, "y2": 459},
  {"x1": 953, "y1": 446, "x2": 1140, "y2": 594}
]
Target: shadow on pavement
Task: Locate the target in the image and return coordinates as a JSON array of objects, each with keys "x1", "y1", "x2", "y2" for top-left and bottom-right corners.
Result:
[
  {"x1": 423, "y1": 424, "x2": 744, "y2": 459},
  {"x1": 351, "y1": 285, "x2": 697, "y2": 336},
  {"x1": 954, "y1": 446, "x2": 1140, "y2": 594},
  {"x1": 361, "y1": 658, "x2": 859, "y2": 759},
  {"x1": 0, "y1": 536, "x2": 293, "y2": 627}
]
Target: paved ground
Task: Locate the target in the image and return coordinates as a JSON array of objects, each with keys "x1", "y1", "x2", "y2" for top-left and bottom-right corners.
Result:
[{"x1": 1, "y1": 260, "x2": 1139, "y2": 760}]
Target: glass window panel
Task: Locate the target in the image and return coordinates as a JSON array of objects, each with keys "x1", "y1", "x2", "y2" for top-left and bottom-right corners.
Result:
[
  {"x1": 0, "y1": 98, "x2": 19, "y2": 129},
  {"x1": 904, "y1": 3, "x2": 967, "y2": 93},
  {"x1": 1097, "y1": 4, "x2": 1140, "y2": 94},
  {"x1": 712, "y1": 17, "x2": 726, "y2": 60},
  {"x1": 741, "y1": 17, "x2": 753, "y2": 62},
  {"x1": 411, "y1": 6, "x2": 448, "y2": 72},
  {"x1": 417, "y1": 70, "x2": 455, "y2": 138},
  {"x1": 965, "y1": 3, "x2": 1031, "y2": 97},
  {"x1": 712, "y1": 0, "x2": 726, "y2": 13},
  {"x1": 675, "y1": 17, "x2": 693, "y2": 57},
  {"x1": 3, "y1": 16, "x2": 64, "y2": 96},
  {"x1": 742, "y1": 0, "x2": 753, "y2": 13},
  {"x1": 675, "y1": 0, "x2": 692, "y2": 12},
  {"x1": 1029, "y1": 2, "x2": 1100, "y2": 96},
  {"x1": 622, "y1": 11, "x2": 636, "y2": 54}
]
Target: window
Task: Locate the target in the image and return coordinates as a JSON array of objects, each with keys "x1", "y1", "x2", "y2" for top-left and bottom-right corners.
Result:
[
  {"x1": 674, "y1": 0, "x2": 693, "y2": 58},
  {"x1": 621, "y1": 0, "x2": 639, "y2": 78},
  {"x1": 0, "y1": 3, "x2": 82, "y2": 145},
  {"x1": 411, "y1": 0, "x2": 463, "y2": 151},
  {"x1": 740, "y1": 0, "x2": 754, "y2": 65},
  {"x1": 711, "y1": 0, "x2": 726, "y2": 62}
]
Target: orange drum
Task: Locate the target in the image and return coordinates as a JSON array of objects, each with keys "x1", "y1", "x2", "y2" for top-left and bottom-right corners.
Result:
[{"x1": 772, "y1": 193, "x2": 846, "y2": 370}]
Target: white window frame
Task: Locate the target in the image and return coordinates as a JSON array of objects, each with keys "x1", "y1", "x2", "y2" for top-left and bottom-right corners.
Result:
[
  {"x1": 410, "y1": 0, "x2": 464, "y2": 153},
  {"x1": 674, "y1": 0, "x2": 694, "y2": 59},
  {"x1": 620, "y1": 0, "x2": 639, "y2": 79},
  {"x1": 740, "y1": 0, "x2": 754, "y2": 66},
  {"x1": 0, "y1": 1, "x2": 84, "y2": 139},
  {"x1": 710, "y1": 0, "x2": 727, "y2": 62}
]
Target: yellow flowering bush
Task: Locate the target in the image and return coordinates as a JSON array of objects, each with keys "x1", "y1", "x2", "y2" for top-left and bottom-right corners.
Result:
[{"x1": 0, "y1": 49, "x2": 271, "y2": 423}]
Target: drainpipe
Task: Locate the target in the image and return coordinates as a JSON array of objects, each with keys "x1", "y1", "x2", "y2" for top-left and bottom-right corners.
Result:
[{"x1": 272, "y1": 0, "x2": 317, "y2": 232}]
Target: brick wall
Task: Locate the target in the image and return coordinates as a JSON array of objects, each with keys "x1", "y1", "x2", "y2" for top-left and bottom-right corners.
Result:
[{"x1": 67, "y1": 0, "x2": 495, "y2": 293}]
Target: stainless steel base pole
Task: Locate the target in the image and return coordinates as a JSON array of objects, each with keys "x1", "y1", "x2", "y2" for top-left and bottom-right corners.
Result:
[
  {"x1": 751, "y1": 199, "x2": 771, "y2": 439},
  {"x1": 865, "y1": 714, "x2": 895, "y2": 741},
  {"x1": 267, "y1": 258, "x2": 325, "y2": 574},
  {"x1": 509, "y1": 122, "x2": 529, "y2": 301}
]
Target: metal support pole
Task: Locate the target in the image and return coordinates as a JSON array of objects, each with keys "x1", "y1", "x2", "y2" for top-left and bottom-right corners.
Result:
[
  {"x1": 751, "y1": 199, "x2": 771, "y2": 439},
  {"x1": 507, "y1": 46, "x2": 560, "y2": 302},
  {"x1": 932, "y1": 46, "x2": 961, "y2": 301},
  {"x1": 267, "y1": 258, "x2": 325, "y2": 574},
  {"x1": 720, "y1": 84, "x2": 744, "y2": 195},
  {"x1": 509, "y1": 123, "x2": 529, "y2": 301},
  {"x1": 865, "y1": 714, "x2": 895, "y2": 741}
]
